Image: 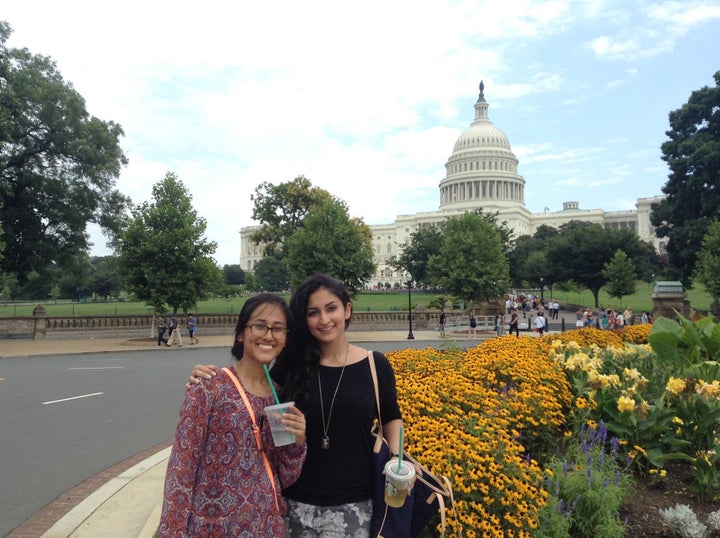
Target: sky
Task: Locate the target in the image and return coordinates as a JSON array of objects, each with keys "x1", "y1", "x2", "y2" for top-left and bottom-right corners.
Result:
[{"x1": 4, "y1": 1, "x2": 720, "y2": 266}]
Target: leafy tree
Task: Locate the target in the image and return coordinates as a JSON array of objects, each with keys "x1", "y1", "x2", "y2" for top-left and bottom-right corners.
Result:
[
  {"x1": 254, "y1": 253, "x2": 289, "y2": 291},
  {"x1": 508, "y1": 225, "x2": 559, "y2": 289},
  {"x1": 286, "y1": 197, "x2": 375, "y2": 294},
  {"x1": 250, "y1": 175, "x2": 331, "y2": 257},
  {"x1": 117, "y1": 172, "x2": 220, "y2": 313},
  {"x1": 695, "y1": 221, "x2": 720, "y2": 314},
  {"x1": 651, "y1": 71, "x2": 720, "y2": 286},
  {"x1": 427, "y1": 212, "x2": 510, "y2": 303},
  {"x1": 0, "y1": 22, "x2": 129, "y2": 284},
  {"x1": 390, "y1": 224, "x2": 443, "y2": 287},
  {"x1": 87, "y1": 256, "x2": 124, "y2": 300},
  {"x1": 222, "y1": 264, "x2": 245, "y2": 285},
  {"x1": 602, "y1": 250, "x2": 638, "y2": 305},
  {"x1": 546, "y1": 221, "x2": 653, "y2": 307}
]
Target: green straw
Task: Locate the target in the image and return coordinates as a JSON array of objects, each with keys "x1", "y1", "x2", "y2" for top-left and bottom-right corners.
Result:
[
  {"x1": 398, "y1": 425, "x2": 404, "y2": 472},
  {"x1": 263, "y1": 365, "x2": 281, "y2": 404}
]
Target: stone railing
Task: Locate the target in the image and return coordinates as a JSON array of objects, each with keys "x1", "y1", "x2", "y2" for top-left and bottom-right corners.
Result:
[{"x1": 0, "y1": 306, "x2": 492, "y2": 340}]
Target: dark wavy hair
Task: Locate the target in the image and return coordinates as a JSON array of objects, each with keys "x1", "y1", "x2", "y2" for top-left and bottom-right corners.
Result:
[
  {"x1": 230, "y1": 293, "x2": 292, "y2": 362},
  {"x1": 272, "y1": 273, "x2": 352, "y2": 411}
]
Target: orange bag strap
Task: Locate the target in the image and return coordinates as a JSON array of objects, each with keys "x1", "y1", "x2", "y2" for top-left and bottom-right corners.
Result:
[{"x1": 222, "y1": 367, "x2": 280, "y2": 513}]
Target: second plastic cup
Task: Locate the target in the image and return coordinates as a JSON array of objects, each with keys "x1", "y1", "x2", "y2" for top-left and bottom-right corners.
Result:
[
  {"x1": 384, "y1": 459, "x2": 416, "y2": 508},
  {"x1": 264, "y1": 401, "x2": 295, "y2": 447}
]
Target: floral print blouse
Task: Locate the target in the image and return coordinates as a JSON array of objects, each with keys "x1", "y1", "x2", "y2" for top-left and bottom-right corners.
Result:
[{"x1": 159, "y1": 369, "x2": 306, "y2": 537}]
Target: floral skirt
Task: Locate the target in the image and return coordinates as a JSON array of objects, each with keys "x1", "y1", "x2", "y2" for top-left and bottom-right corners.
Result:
[{"x1": 285, "y1": 499, "x2": 372, "y2": 538}]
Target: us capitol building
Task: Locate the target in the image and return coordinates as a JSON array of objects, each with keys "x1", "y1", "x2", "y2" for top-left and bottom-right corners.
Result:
[{"x1": 240, "y1": 82, "x2": 665, "y2": 288}]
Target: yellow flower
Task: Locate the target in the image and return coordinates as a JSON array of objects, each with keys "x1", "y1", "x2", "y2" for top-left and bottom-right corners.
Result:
[
  {"x1": 617, "y1": 395, "x2": 635, "y2": 413},
  {"x1": 575, "y1": 397, "x2": 588, "y2": 409},
  {"x1": 672, "y1": 416, "x2": 684, "y2": 426},
  {"x1": 666, "y1": 377, "x2": 686, "y2": 395}
]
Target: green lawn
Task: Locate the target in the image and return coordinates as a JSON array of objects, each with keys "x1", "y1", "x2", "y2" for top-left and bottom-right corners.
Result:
[{"x1": 0, "y1": 285, "x2": 713, "y2": 318}]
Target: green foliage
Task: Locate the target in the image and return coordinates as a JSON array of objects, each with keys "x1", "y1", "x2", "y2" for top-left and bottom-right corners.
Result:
[
  {"x1": 249, "y1": 176, "x2": 331, "y2": 257},
  {"x1": 254, "y1": 254, "x2": 288, "y2": 291},
  {"x1": 390, "y1": 224, "x2": 443, "y2": 287},
  {"x1": 537, "y1": 422, "x2": 631, "y2": 538},
  {"x1": 286, "y1": 197, "x2": 375, "y2": 294},
  {"x1": 545, "y1": 221, "x2": 654, "y2": 307},
  {"x1": 602, "y1": 250, "x2": 638, "y2": 304},
  {"x1": 427, "y1": 212, "x2": 510, "y2": 303},
  {"x1": 0, "y1": 22, "x2": 129, "y2": 284},
  {"x1": 222, "y1": 264, "x2": 245, "y2": 286},
  {"x1": 694, "y1": 221, "x2": 720, "y2": 310},
  {"x1": 117, "y1": 172, "x2": 220, "y2": 313},
  {"x1": 651, "y1": 71, "x2": 720, "y2": 287}
]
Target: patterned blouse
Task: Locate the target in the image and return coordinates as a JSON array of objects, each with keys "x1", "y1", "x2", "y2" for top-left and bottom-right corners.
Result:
[{"x1": 159, "y1": 368, "x2": 306, "y2": 537}]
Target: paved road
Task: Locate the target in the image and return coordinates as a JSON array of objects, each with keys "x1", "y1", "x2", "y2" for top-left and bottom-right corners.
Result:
[{"x1": 0, "y1": 339, "x2": 447, "y2": 537}]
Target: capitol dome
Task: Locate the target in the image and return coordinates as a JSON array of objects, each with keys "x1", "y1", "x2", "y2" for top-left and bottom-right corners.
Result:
[{"x1": 439, "y1": 82, "x2": 525, "y2": 211}]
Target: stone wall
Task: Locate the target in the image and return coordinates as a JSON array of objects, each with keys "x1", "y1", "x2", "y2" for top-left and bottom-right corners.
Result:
[{"x1": 0, "y1": 308, "x2": 467, "y2": 340}]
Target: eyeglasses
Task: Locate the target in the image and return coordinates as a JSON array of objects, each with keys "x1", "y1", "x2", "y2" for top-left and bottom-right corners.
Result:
[{"x1": 246, "y1": 323, "x2": 289, "y2": 337}]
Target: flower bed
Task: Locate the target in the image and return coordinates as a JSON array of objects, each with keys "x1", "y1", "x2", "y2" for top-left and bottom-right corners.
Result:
[{"x1": 386, "y1": 318, "x2": 720, "y2": 537}]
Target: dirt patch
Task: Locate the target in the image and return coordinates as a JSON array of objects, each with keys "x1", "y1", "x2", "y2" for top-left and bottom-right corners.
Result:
[{"x1": 622, "y1": 461, "x2": 719, "y2": 536}]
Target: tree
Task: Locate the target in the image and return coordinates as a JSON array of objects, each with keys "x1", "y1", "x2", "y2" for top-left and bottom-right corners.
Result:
[
  {"x1": 117, "y1": 172, "x2": 220, "y2": 313},
  {"x1": 546, "y1": 221, "x2": 653, "y2": 307},
  {"x1": 87, "y1": 256, "x2": 125, "y2": 300},
  {"x1": 285, "y1": 197, "x2": 375, "y2": 294},
  {"x1": 250, "y1": 176, "x2": 331, "y2": 257},
  {"x1": 0, "y1": 22, "x2": 130, "y2": 284},
  {"x1": 222, "y1": 264, "x2": 245, "y2": 285},
  {"x1": 427, "y1": 212, "x2": 510, "y2": 303},
  {"x1": 602, "y1": 250, "x2": 638, "y2": 306},
  {"x1": 650, "y1": 71, "x2": 720, "y2": 287},
  {"x1": 695, "y1": 221, "x2": 720, "y2": 314},
  {"x1": 508, "y1": 225, "x2": 559, "y2": 289},
  {"x1": 254, "y1": 253, "x2": 289, "y2": 291},
  {"x1": 390, "y1": 224, "x2": 443, "y2": 287}
]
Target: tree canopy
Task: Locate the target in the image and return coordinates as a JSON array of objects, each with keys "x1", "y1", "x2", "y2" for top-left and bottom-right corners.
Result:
[
  {"x1": 695, "y1": 221, "x2": 720, "y2": 313},
  {"x1": 0, "y1": 21, "x2": 129, "y2": 283},
  {"x1": 390, "y1": 224, "x2": 443, "y2": 287},
  {"x1": 285, "y1": 197, "x2": 375, "y2": 294},
  {"x1": 651, "y1": 70, "x2": 720, "y2": 286},
  {"x1": 427, "y1": 212, "x2": 510, "y2": 303},
  {"x1": 250, "y1": 175, "x2": 331, "y2": 257},
  {"x1": 545, "y1": 221, "x2": 653, "y2": 307},
  {"x1": 117, "y1": 172, "x2": 220, "y2": 313},
  {"x1": 602, "y1": 249, "x2": 638, "y2": 305}
]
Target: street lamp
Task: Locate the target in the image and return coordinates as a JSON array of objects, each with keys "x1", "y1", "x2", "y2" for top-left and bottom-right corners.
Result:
[
  {"x1": 540, "y1": 277, "x2": 544, "y2": 305},
  {"x1": 406, "y1": 273, "x2": 415, "y2": 340}
]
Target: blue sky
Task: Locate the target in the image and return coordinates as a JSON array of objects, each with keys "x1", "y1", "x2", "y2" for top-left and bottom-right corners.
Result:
[{"x1": 4, "y1": 0, "x2": 720, "y2": 265}]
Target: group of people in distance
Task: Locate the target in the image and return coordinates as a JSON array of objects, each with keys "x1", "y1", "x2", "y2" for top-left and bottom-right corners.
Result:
[
  {"x1": 156, "y1": 313, "x2": 199, "y2": 348},
  {"x1": 158, "y1": 274, "x2": 404, "y2": 537}
]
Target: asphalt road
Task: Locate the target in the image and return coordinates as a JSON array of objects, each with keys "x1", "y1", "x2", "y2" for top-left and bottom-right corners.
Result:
[{"x1": 0, "y1": 340, "x2": 439, "y2": 537}]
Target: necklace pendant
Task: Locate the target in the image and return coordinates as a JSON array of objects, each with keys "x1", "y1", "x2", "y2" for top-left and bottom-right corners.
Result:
[{"x1": 321, "y1": 435, "x2": 330, "y2": 450}]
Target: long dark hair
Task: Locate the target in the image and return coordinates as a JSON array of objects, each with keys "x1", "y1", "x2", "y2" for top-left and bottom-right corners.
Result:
[
  {"x1": 272, "y1": 273, "x2": 352, "y2": 410},
  {"x1": 230, "y1": 293, "x2": 291, "y2": 362}
]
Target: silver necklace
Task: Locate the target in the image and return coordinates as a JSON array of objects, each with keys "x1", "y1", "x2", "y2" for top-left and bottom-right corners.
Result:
[{"x1": 318, "y1": 345, "x2": 349, "y2": 450}]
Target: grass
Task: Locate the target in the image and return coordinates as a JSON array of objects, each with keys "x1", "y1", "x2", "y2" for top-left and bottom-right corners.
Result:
[{"x1": 0, "y1": 284, "x2": 713, "y2": 318}]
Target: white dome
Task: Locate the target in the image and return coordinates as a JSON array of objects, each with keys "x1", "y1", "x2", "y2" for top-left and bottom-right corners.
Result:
[{"x1": 439, "y1": 82, "x2": 525, "y2": 211}]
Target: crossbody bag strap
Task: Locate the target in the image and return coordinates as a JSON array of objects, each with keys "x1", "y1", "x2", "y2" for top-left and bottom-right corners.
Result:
[
  {"x1": 367, "y1": 350, "x2": 385, "y2": 454},
  {"x1": 222, "y1": 367, "x2": 280, "y2": 513}
]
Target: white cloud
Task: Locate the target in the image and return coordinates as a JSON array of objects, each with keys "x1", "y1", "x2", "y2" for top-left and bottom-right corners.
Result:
[{"x1": 3, "y1": 0, "x2": 718, "y2": 264}]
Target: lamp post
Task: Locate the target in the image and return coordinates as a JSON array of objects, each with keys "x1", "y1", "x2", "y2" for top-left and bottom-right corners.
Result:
[
  {"x1": 406, "y1": 274, "x2": 415, "y2": 340},
  {"x1": 540, "y1": 277, "x2": 544, "y2": 305}
]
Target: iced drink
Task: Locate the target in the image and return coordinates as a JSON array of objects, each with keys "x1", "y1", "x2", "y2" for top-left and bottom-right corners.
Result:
[
  {"x1": 384, "y1": 459, "x2": 416, "y2": 507},
  {"x1": 264, "y1": 401, "x2": 295, "y2": 447}
]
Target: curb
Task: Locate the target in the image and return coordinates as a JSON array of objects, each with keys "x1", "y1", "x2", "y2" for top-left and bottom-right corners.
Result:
[{"x1": 40, "y1": 447, "x2": 171, "y2": 538}]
